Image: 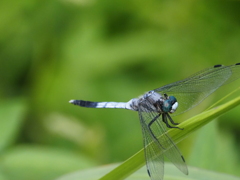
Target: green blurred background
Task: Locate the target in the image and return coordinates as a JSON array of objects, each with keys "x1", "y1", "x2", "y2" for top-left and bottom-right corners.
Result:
[{"x1": 1, "y1": 0, "x2": 240, "y2": 179}]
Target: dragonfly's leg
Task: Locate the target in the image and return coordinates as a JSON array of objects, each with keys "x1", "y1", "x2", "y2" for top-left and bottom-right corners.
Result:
[
  {"x1": 163, "y1": 114, "x2": 183, "y2": 130},
  {"x1": 166, "y1": 113, "x2": 179, "y2": 125},
  {"x1": 148, "y1": 114, "x2": 160, "y2": 141},
  {"x1": 147, "y1": 114, "x2": 166, "y2": 149}
]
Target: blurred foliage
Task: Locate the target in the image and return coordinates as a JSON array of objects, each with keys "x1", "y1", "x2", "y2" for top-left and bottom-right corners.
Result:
[
  {"x1": 57, "y1": 163, "x2": 240, "y2": 180},
  {"x1": 1, "y1": 0, "x2": 240, "y2": 179}
]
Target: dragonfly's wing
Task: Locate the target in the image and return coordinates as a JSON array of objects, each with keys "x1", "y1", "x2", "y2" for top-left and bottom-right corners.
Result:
[
  {"x1": 139, "y1": 112, "x2": 164, "y2": 180},
  {"x1": 154, "y1": 63, "x2": 240, "y2": 115},
  {"x1": 160, "y1": 113, "x2": 188, "y2": 175},
  {"x1": 138, "y1": 99, "x2": 188, "y2": 180}
]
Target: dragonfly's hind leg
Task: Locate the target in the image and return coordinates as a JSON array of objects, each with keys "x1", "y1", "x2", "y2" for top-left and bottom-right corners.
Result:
[
  {"x1": 148, "y1": 114, "x2": 160, "y2": 141},
  {"x1": 147, "y1": 114, "x2": 166, "y2": 149}
]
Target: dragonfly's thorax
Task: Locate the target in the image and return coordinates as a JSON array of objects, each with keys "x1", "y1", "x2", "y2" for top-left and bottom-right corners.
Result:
[
  {"x1": 143, "y1": 91, "x2": 164, "y2": 112},
  {"x1": 139, "y1": 91, "x2": 178, "y2": 113}
]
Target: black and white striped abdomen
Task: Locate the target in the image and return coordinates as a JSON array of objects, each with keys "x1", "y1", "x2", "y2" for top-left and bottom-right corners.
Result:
[{"x1": 69, "y1": 100, "x2": 133, "y2": 110}]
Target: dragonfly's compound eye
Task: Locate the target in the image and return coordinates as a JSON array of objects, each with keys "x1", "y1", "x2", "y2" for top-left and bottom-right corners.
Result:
[{"x1": 163, "y1": 96, "x2": 178, "y2": 113}]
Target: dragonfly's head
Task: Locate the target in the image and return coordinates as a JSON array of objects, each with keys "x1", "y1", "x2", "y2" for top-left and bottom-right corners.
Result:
[{"x1": 162, "y1": 96, "x2": 178, "y2": 114}]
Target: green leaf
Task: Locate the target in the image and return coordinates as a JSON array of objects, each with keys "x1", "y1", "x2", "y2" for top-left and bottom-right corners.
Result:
[
  {"x1": 56, "y1": 163, "x2": 240, "y2": 180},
  {"x1": 1, "y1": 145, "x2": 96, "y2": 180}
]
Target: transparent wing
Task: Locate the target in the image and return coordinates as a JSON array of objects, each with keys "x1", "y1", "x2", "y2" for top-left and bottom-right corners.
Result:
[
  {"x1": 140, "y1": 113, "x2": 164, "y2": 180},
  {"x1": 154, "y1": 63, "x2": 240, "y2": 115},
  {"x1": 138, "y1": 99, "x2": 188, "y2": 180}
]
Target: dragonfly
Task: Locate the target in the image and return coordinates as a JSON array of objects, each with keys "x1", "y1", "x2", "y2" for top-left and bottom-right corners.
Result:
[{"x1": 69, "y1": 63, "x2": 240, "y2": 180}]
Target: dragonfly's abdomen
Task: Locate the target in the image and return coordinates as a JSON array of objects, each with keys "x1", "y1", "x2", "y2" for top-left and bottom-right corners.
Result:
[
  {"x1": 69, "y1": 99, "x2": 135, "y2": 110},
  {"x1": 69, "y1": 100, "x2": 98, "y2": 108}
]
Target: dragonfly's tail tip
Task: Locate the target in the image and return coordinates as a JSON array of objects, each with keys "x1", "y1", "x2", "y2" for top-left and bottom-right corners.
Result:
[{"x1": 69, "y1": 100, "x2": 75, "y2": 104}]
